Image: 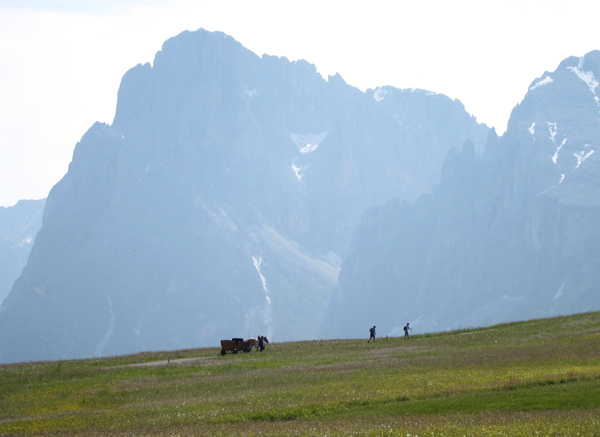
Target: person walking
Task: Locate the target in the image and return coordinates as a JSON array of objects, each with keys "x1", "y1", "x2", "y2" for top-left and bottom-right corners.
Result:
[
  {"x1": 368, "y1": 325, "x2": 376, "y2": 343},
  {"x1": 403, "y1": 323, "x2": 412, "y2": 339}
]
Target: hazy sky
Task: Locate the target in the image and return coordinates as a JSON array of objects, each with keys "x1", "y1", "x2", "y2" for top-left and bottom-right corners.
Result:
[{"x1": 1, "y1": 0, "x2": 600, "y2": 207}]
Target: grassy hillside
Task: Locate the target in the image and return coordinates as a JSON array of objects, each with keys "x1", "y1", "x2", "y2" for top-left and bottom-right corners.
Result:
[{"x1": 1, "y1": 312, "x2": 599, "y2": 436}]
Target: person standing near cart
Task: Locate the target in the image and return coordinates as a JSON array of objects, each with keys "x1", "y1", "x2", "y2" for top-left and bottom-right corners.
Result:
[{"x1": 258, "y1": 335, "x2": 269, "y2": 351}]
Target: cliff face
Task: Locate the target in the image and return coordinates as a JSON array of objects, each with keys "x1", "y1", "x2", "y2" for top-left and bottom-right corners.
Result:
[
  {"x1": 328, "y1": 51, "x2": 600, "y2": 339},
  {"x1": 0, "y1": 199, "x2": 45, "y2": 305},
  {"x1": 0, "y1": 29, "x2": 487, "y2": 363}
]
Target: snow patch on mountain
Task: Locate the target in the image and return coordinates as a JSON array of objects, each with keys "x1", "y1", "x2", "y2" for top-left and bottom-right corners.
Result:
[
  {"x1": 547, "y1": 121, "x2": 572, "y2": 166},
  {"x1": 548, "y1": 122, "x2": 558, "y2": 143},
  {"x1": 94, "y1": 296, "x2": 115, "y2": 358},
  {"x1": 291, "y1": 131, "x2": 328, "y2": 154},
  {"x1": 529, "y1": 75, "x2": 554, "y2": 91},
  {"x1": 301, "y1": 144, "x2": 319, "y2": 153},
  {"x1": 322, "y1": 250, "x2": 342, "y2": 268},
  {"x1": 252, "y1": 257, "x2": 270, "y2": 304},
  {"x1": 373, "y1": 87, "x2": 388, "y2": 102},
  {"x1": 574, "y1": 149, "x2": 594, "y2": 169},
  {"x1": 243, "y1": 88, "x2": 259, "y2": 98},
  {"x1": 292, "y1": 164, "x2": 303, "y2": 182},
  {"x1": 555, "y1": 278, "x2": 568, "y2": 299},
  {"x1": 568, "y1": 60, "x2": 600, "y2": 105},
  {"x1": 528, "y1": 122, "x2": 536, "y2": 136},
  {"x1": 252, "y1": 256, "x2": 273, "y2": 338},
  {"x1": 196, "y1": 199, "x2": 238, "y2": 232},
  {"x1": 552, "y1": 138, "x2": 567, "y2": 164}
]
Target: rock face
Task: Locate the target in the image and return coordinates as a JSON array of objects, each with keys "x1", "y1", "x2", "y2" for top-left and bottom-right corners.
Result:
[
  {"x1": 0, "y1": 199, "x2": 45, "y2": 305},
  {"x1": 0, "y1": 29, "x2": 487, "y2": 363},
  {"x1": 327, "y1": 51, "x2": 600, "y2": 339}
]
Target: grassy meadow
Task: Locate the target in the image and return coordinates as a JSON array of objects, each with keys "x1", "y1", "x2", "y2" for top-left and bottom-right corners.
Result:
[{"x1": 1, "y1": 312, "x2": 599, "y2": 436}]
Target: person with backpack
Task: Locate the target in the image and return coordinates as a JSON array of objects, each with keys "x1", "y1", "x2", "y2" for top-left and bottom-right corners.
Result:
[
  {"x1": 368, "y1": 325, "x2": 376, "y2": 343},
  {"x1": 403, "y1": 323, "x2": 412, "y2": 339}
]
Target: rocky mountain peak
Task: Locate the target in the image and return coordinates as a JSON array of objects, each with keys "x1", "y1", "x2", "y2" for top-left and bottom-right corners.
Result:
[
  {"x1": 0, "y1": 29, "x2": 488, "y2": 363},
  {"x1": 327, "y1": 50, "x2": 600, "y2": 339}
]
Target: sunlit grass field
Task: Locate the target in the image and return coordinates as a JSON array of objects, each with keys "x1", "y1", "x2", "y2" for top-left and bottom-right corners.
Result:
[{"x1": 1, "y1": 312, "x2": 599, "y2": 436}]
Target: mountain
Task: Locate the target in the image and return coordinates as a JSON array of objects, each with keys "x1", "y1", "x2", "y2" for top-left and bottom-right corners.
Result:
[
  {"x1": 0, "y1": 29, "x2": 488, "y2": 363},
  {"x1": 327, "y1": 51, "x2": 600, "y2": 339},
  {"x1": 0, "y1": 199, "x2": 45, "y2": 305}
]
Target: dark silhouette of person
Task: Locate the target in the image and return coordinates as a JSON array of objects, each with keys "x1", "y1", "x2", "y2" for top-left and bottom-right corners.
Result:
[
  {"x1": 368, "y1": 325, "x2": 376, "y2": 343},
  {"x1": 258, "y1": 335, "x2": 269, "y2": 351},
  {"x1": 403, "y1": 323, "x2": 412, "y2": 339}
]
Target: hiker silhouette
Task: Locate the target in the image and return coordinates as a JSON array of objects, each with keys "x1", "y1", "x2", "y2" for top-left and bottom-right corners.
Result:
[{"x1": 368, "y1": 325, "x2": 376, "y2": 343}]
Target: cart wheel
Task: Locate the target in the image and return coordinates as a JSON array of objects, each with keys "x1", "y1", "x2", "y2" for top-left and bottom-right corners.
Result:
[
  {"x1": 220, "y1": 349, "x2": 226, "y2": 356},
  {"x1": 243, "y1": 347, "x2": 251, "y2": 353},
  {"x1": 232, "y1": 349, "x2": 238, "y2": 354}
]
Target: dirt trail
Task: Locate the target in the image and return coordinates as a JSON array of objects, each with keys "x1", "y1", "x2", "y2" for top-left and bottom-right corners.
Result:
[{"x1": 110, "y1": 356, "x2": 215, "y2": 368}]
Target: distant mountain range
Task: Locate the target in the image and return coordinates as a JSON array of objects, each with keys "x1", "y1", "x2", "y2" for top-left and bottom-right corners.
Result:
[
  {"x1": 0, "y1": 28, "x2": 597, "y2": 364},
  {"x1": 0, "y1": 30, "x2": 487, "y2": 363},
  {"x1": 326, "y1": 51, "x2": 600, "y2": 338},
  {"x1": 0, "y1": 199, "x2": 45, "y2": 305}
]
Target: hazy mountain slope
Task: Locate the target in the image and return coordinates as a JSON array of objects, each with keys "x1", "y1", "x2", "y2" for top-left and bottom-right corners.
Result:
[
  {"x1": 0, "y1": 199, "x2": 45, "y2": 305},
  {"x1": 328, "y1": 51, "x2": 600, "y2": 339},
  {"x1": 0, "y1": 29, "x2": 487, "y2": 363}
]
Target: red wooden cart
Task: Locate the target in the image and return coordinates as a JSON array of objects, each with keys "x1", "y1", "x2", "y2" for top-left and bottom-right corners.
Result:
[{"x1": 220, "y1": 337, "x2": 258, "y2": 355}]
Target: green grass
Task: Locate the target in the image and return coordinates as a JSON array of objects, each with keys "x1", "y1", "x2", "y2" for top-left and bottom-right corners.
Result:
[{"x1": 1, "y1": 312, "x2": 599, "y2": 435}]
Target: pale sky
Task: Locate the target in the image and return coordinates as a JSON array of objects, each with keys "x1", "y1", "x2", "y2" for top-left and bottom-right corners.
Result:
[{"x1": 1, "y1": 0, "x2": 599, "y2": 207}]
